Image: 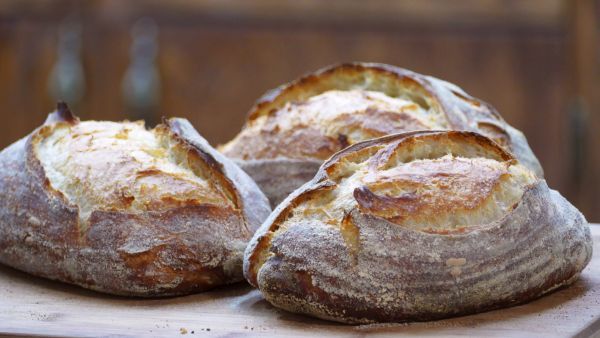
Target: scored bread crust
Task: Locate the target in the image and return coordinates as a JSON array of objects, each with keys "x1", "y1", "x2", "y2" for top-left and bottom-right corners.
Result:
[
  {"x1": 220, "y1": 62, "x2": 544, "y2": 206},
  {"x1": 243, "y1": 130, "x2": 591, "y2": 324},
  {"x1": 0, "y1": 103, "x2": 271, "y2": 297}
]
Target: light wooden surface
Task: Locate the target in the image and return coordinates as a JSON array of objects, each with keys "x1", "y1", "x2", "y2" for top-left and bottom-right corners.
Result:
[{"x1": 0, "y1": 225, "x2": 598, "y2": 338}]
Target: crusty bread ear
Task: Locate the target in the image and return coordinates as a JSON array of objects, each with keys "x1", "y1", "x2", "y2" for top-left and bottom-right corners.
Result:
[
  {"x1": 244, "y1": 130, "x2": 591, "y2": 324},
  {"x1": 44, "y1": 101, "x2": 79, "y2": 125},
  {"x1": 0, "y1": 103, "x2": 270, "y2": 296},
  {"x1": 220, "y1": 62, "x2": 543, "y2": 206}
]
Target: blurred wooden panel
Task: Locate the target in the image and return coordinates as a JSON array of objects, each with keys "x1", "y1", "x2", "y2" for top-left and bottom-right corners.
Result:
[
  {"x1": 0, "y1": 0, "x2": 565, "y2": 28},
  {"x1": 566, "y1": 0, "x2": 600, "y2": 220},
  {"x1": 0, "y1": 18, "x2": 57, "y2": 146}
]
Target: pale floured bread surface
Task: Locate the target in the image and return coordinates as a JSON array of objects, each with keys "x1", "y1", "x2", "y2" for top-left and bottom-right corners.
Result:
[
  {"x1": 244, "y1": 131, "x2": 590, "y2": 324},
  {"x1": 35, "y1": 121, "x2": 235, "y2": 228},
  {"x1": 220, "y1": 89, "x2": 449, "y2": 161}
]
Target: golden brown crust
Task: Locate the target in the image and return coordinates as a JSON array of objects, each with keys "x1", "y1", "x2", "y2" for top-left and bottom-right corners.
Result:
[
  {"x1": 33, "y1": 121, "x2": 233, "y2": 221},
  {"x1": 220, "y1": 63, "x2": 543, "y2": 206},
  {"x1": 243, "y1": 130, "x2": 591, "y2": 324},
  {"x1": 0, "y1": 104, "x2": 271, "y2": 296},
  {"x1": 353, "y1": 157, "x2": 510, "y2": 228}
]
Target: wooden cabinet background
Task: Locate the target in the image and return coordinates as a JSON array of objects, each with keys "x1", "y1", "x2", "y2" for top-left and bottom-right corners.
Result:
[{"x1": 1, "y1": 0, "x2": 598, "y2": 220}]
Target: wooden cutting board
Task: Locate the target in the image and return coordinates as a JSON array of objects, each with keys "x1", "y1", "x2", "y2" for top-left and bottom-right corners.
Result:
[{"x1": 0, "y1": 226, "x2": 598, "y2": 338}]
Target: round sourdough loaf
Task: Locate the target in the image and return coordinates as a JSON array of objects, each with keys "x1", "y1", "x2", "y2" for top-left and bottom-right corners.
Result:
[
  {"x1": 220, "y1": 62, "x2": 544, "y2": 206},
  {"x1": 243, "y1": 130, "x2": 591, "y2": 324},
  {"x1": 0, "y1": 103, "x2": 271, "y2": 296}
]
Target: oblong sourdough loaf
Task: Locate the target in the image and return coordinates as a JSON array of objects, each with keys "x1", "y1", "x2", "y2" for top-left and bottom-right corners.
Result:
[
  {"x1": 220, "y1": 62, "x2": 544, "y2": 206},
  {"x1": 0, "y1": 103, "x2": 271, "y2": 296},
  {"x1": 243, "y1": 130, "x2": 592, "y2": 324}
]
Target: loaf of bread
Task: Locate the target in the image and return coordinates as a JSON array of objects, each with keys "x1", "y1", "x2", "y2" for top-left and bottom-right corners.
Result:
[
  {"x1": 244, "y1": 130, "x2": 591, "y2": 324},
  {"x1": 0, "y1": 103, "x2": 271, "y2": 296},
  {"x1": 220, "y1": 62, "x2": 544, "y2": 206}
]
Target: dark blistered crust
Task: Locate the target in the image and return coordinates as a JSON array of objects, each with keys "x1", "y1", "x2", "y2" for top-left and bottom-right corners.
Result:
[
  {"x1": 44, "y1": 102, "x2": 79, "y2": 125},
  {"x1": 0, "y1": 112, "x2": 271, "y2": 297},
  {"x1": 243, "y1": 130, "x2": 591, "y2": 324},
  {"x1": 227, "y1": 62, "x2": 543, "y2": 205}
]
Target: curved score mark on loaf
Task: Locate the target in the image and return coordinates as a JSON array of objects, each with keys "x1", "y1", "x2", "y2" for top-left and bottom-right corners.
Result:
[
  {"x1": 476, "y1": 121, "x2": 511, "y2": 149},
  {"x1": 370, "y1": 131, "x2": 515, "y2": 172},
  {"x1": 444, "y1": 86, "x2": 510, "y2": 147},
  {"x1": 248, "y1": 63, "x2": 444, "y2": 124},
  {"x1": 323, "y1": 143, "x2": 386, "y2": 182},
  {"x1": 161, "y1": 119, "x2": 242, "y2": 213},
  {"x1": 353, "y1": 186, "x2": 419, "y2": 216},
  {"x1": 450, "y1": 89, "x2": 481, "y2": 108}
]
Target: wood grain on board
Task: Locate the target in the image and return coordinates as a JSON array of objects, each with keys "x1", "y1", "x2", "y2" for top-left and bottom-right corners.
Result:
[{"x1": 0, "y1": 225, "x2": 598, "y2": 338}]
